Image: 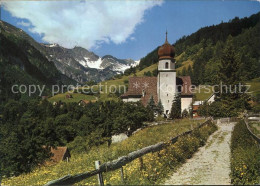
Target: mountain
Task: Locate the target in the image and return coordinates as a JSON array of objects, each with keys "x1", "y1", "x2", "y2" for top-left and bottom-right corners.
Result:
[
  {"x1": 0, "y1": 20, "x2": 77, "y2": 103},
  {"x1": 131, "y1": 12, "x2": 260, "y2": 85},
  {"x1": 42, "y1": 44, "x2": 138, "y2": 83},
  {"x1": 0, "y1": 20, "x2": 138, "y2": 85}
]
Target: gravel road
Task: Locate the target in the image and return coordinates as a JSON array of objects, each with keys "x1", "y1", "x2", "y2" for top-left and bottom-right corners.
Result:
[{"x1": 164, "y1": 121, "x2": 235, "y2": 185}]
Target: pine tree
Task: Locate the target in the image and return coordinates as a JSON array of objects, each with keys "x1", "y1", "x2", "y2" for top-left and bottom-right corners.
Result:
[
  {"x1": 156, "y1": 99, "x2": 164, "y2": 115},
  {"x1": 187, "y1": 65, "x2": 193, "y2": 77},
  {"x1": 215, "y1": 36, "x2": 250, "y2": 115},
  {"x1": 147, "y1": 95, "x2": 156, "y2": 112},
  {"x1": 181, "y1": 67, "x2": 187, "y2": 76},
  {"x1": 170, "y1": 93, "x2": 181, "y2": 119},
  {"x1": 182, "y1": 109, "x2": 189, "y2": 118}
]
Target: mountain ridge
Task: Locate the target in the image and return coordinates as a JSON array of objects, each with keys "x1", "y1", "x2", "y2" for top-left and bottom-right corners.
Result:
[{"x1": 0, "y1": 20, "x2": 138, "y2": 84}]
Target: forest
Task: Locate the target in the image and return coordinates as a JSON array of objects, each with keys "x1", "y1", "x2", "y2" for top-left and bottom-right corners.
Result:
[
  {"x1": 125, "y1": 12, "x2": 260, "y2": 85},
  {"x1": 0, "y1": 99, "x2": 153, "y2": 177}
]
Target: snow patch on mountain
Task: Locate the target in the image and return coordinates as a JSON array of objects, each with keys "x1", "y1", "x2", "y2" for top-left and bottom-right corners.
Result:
[
  {"x1": 84, "y1": 57, "x2": 104, "y2": 69},
  {"x1": 134, "y1": 60, "x2": 140, "y2": 66}
]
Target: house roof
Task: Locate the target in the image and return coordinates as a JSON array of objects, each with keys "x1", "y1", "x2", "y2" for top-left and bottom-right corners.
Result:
[
  {"x1": 50, "y1": 146, "x2": 70, "y2": 162},
  {"x1": 177, "y1": 76, "x2": 193, "y2": 96},
  {"x1": 193, "y1": 101, "x2": 203, "y2": 105},
  {"x1": 121, "y1": 75, "x2": 193, "y2": 105},
  {"x1": 79, "y1": 99, "x2": 97, "y2": 105},
  {"x1": 121, "y1": 76, "x2": 158, "y2": 106}
]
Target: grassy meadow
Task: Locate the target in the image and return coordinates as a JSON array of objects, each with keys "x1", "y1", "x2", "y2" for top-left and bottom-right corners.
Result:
[
  {"x1": 48, "y1": 93, "x2": 97, "y2": 103},
  {"x1": 2, "y1": 118, "x2": 208, "y2": 185}
]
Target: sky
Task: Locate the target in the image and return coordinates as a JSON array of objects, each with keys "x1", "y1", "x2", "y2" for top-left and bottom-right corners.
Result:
[{"x1": 1, "y1": 0, "x2": 260, "y2": 60}]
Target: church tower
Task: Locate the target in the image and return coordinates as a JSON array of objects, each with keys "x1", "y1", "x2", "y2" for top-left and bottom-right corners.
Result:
[{"x1": 157, "y1": 32, "x2": 176, "y2": 115}]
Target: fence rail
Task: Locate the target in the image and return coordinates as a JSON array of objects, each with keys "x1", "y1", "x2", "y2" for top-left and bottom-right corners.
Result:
[
  {"x1": 45, "y1": 120, "x2": 212, "y2": 186},
  {"x1": 244, "y1": 118, "x2": 260, "y2": 144}
]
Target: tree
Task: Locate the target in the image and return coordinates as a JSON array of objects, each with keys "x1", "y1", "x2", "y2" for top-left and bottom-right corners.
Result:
[
  {"x1": 156, "y1": 99, "x2": 164, "y2": 115},
  {"x1": 147, "y1": 95, "x2": 156, "y2": 112},
  {"x1": 181, "y1": 67, "x2": 187, "y2": 76},
  {"x1": 197, "y1": 101, "x2": 209, "y2": 117},
  {"x1": 170, "y1": 93, "x2": 181, "y2": 119},
  {"x1": 182, "y1": 109, "x2": 189, "y2": 118},
  {"x1": 215, "y1": 36, "x2": 250, "y2": 116},
  {"x1": 187, "y1": 65, "x2": 193, "y2": 77}
]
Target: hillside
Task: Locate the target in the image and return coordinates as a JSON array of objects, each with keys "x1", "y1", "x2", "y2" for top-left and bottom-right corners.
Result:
[
  {"x1": 0, "y1": 21, "x2": 138, "y2": 84},
  {"x1": 130, "y1": 12, "x2": 260, "y2": 85},
  {"x1": 48, "y1": 57, "x2": 193, "y2": 103},
  {"x1": 0, "y1": 21, "x2": 76, "y2": 104},
  {"x1": 48, "y1": 12, "x2": 260, "y2": 104},
  {"x1": 1, "y1": 119, "x2": 207, "y2": 185}
]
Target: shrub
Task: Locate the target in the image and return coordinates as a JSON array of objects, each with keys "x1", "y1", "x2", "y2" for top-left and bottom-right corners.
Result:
[{"x1": 230, "y1": 120, "x2": 260, "y2": 185}]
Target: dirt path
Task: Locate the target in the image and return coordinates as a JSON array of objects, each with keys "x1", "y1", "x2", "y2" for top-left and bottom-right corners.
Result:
[{"x1": 164, "y1": 121, "x2": 235, "y2": 185}]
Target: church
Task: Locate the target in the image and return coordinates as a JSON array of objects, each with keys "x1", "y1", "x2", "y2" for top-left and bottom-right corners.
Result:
[{"x1": 121, "y1": 33, "x2": 193, "y2": 116}]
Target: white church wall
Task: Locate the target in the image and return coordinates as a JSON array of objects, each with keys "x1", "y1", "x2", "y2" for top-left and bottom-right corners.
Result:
[
  {"x1": 181, "y1": 97, "x2": 192, "y2": 112},
  {"x1": 158, "y1": 59, "x2": 175, "y2": 70},
  {"x1": 122, "y1": 97, "x2": 141, "y2": 103},
  {"x1": 158, "y1": 71, "x2": 176, "y2": 114}
]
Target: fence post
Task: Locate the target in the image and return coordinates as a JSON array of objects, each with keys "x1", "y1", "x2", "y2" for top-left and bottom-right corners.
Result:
[
  {"x1": 139, "y1": 157, "x2": 143, "y2": 170},
  {"x1": 95, "y1": 160, "x2": 104, "y2": 186},
  {"x1": 120, "y1": 167, "x2": 125, "y2": 184}
]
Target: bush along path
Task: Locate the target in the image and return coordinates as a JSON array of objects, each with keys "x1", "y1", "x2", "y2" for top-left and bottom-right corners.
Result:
[
  {"x1": 164, "y1": 120, "x2": 235, "y2": 185},
  {"x1": 230, "y1": 120, "x2": 260, "y2": 185}
]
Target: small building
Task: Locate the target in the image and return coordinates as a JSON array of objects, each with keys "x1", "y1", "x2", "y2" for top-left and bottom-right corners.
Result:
[
  {"x1": 192, "y1": 101, "x2": 203, "y2": 118},
  {"x1": 78, "y1": 99, "x2": 97, "y2": 106},
  {"x1": 50, "y1": 146, "x2": 71, "y2": 163},
  {"x1": 65, "y1": 94, "x2": 73, "y2": 99},
  {"x1": 42, "y1": 96, "x2": 48, "y2": 100}
]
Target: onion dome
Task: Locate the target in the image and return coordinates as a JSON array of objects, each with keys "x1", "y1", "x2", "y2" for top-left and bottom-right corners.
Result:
[{"x1": 158, "y1": 31, "x2": 175, "y2": 59}]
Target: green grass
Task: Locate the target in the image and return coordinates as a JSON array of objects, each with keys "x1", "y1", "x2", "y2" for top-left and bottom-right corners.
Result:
[
  {"x1": 177, "y1": 59, "x2": 193, "y2": 72},
  {"x1": 246, "y1": 77, "x2": 260, "y2": 97},
  {"x1": 194, "y1": 85, "x2": 213, "y2": 101},
  {"x1": 2, "y1": 118, "x2": 206, "y2": 185},
  {"x1": 249, "y1": 121, "x2": 260, "y2": 138},
  {"x1": 48, "y1": 93, "x2": 96, "y2": 103}
]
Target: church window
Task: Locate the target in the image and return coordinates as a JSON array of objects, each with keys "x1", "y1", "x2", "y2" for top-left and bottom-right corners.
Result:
[
  {"x1": 167, "y1": 94, "x2": 168, "y2": 96},
  {"x1": 168, "y1": 100, "x2": 169, "y2": 103},
  {"x1": 165, "y1": 62, "x2": 169, "y2": 69}
]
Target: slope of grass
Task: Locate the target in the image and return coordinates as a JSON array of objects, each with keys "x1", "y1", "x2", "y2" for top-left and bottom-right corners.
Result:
[
  {"x1": 177, "y1": 59, "x2": 193, "y2": 72},
  {"x1": 194, "y1": 85, "x2": 213, "y2": 101},
  {"x1": 48, "y1": 93, "x2": 96, "y2": 103},
  {"x1": 2, "y1": 119, "x2": 206, "y2": 185},
  {"x1": 246, "y1": 77, "x2": 260, "y2": 97},
  {"x1": 249, "y1": 121, "x2": 260, "y2": 138}
]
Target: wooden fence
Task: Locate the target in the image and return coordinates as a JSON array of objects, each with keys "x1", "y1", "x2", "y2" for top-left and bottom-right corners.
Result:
[
  {"x1": 244, "y1": 117, "x2": 260, "y2": 144},
  {"x1": 45, "y1": 120, "x2": 212, "y2": 186}
]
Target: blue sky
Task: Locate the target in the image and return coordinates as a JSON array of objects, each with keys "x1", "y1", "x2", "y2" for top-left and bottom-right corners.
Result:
[{"x1": 1, "y1": 0, "x2": 260, "y2": 60}]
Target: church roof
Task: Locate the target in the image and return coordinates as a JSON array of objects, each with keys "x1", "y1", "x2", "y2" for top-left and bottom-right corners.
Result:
[
  {"x1": 121, "y1": 76, "x2": 193, "y2": 105},
  {"x1": 158, "y1": 32, "x2": 175, "y2": 60},
  {"x1": 121, "y1": 76, "x2": 158, "y2": 106},
  {"x1": 177, "y1": 76, "x2": 193, "y2": 96}
]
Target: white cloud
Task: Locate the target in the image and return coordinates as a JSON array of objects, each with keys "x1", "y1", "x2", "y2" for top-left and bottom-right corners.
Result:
[
  {"x1": 17, "y1": 21, "x2": 31, "y2": 27},
  {"x1": 3, "y1": 0, "x2": 163, "y2": 49}
]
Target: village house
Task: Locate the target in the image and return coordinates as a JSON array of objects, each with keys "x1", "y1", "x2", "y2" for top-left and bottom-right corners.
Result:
[
  {"x1": 49, "y1": 146, "x2": 71, "y2": 163},
  {"x1": 78, "y1": 99, "x2": 97, "y2": 106},
  {"x1": 121, "y1": 33, "x2": 193, "y2": 116}
]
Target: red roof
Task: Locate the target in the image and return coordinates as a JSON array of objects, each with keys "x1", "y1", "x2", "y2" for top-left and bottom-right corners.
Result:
[
  {"x1": 177, "y1": 76, "x2": 193, "y2": 96},
  {"x1": 121, "y1": 76, "x2": 192, "y2": 106},
  {"x1": 50, "y1": 147, "x2": 70, "y2": 162},
  {"x1": 121, "y1": 77, "x2": 158, "y2": 106}
]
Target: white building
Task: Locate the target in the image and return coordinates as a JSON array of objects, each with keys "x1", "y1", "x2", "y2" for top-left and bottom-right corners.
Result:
[{"x1": 121, "y1": 33, "x2": 193, "y2": 116}]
